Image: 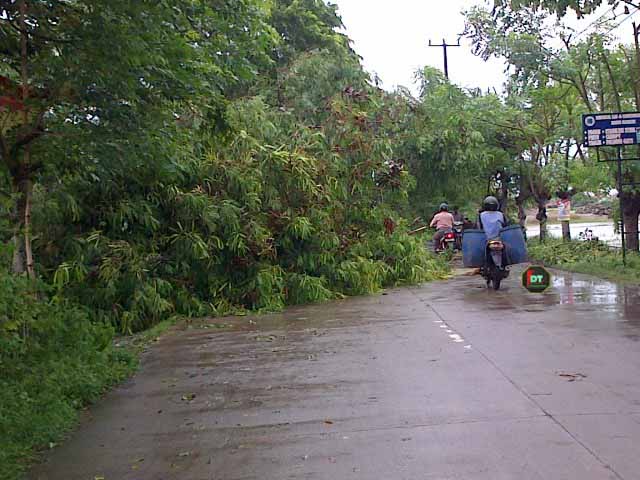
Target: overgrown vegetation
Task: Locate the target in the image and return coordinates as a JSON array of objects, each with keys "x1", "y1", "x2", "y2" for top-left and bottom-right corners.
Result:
[
  {"x1": 528, "y1": 238, "x2": 640, "y2": 283},
  {"x1": 0, "y1": 268, "x2": 136, "y2": 480},
  {"x1": 0, "y1": 2, "x2": 457, "y2": 477},
  {"x1": 4, "y1": 0, "x2": 640, "y2": 477},
  {"x1": 464, "y1": 0, "x2": 640, "y2": 242}
]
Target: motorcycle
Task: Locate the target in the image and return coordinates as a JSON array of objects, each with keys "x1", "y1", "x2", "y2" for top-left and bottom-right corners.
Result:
[
  {"x1": 436, "y1": 228, "x2": 457, "y2": 253},
  {"x1": 577, "y1": 228, "x2": 598, "y2": 242},
  {"x1": 480, "y1": 239, "x2": 510, "y2": 290},
  {"x1": 452, "y1": 221, "x2": 464, "y2": 250}
]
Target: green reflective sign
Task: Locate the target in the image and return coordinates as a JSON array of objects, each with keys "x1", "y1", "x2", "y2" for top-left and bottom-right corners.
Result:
[{"x1": 522, "y1": 266, "x2": 551, "y2": 293}]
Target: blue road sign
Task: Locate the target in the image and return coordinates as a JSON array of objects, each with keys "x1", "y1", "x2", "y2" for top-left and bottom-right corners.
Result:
[{"x1": 583, "y1": 112, "x2": 640, "y2": 147}]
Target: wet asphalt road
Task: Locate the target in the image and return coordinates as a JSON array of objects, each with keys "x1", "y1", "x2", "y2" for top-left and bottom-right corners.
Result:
[{"x1": 31, "y1": 265, "x2": 640, "y2": 480}]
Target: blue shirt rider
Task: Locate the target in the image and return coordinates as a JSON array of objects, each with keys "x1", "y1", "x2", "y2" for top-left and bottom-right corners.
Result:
[{"x1": 478, "y1": 196, "x2": 505, "y2": 240}]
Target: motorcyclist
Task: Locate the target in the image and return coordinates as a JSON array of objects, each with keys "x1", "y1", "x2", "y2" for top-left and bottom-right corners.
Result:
[
  {"x1": 478, "y1": 196, "x2": 505, "y2": 240},
  {"x1": 477, "y1": 196, "x2": 509, "y2": 288},
  {"x1": 430, "y1": 203, "x2": 454, "y2": 252},
  {"x1": 452, "y1": 206, "x2": 464, "y2": 223}
]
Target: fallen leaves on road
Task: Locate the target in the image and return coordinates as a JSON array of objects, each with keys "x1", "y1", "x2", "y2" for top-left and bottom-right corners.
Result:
[
  {"x1": 255, "y1": 335, "x2": 277, "y2": 342},
  {"x1": 197, "y1": 323, "x2": 232, "y2": 330},
  {"x1": 181, "y1": 393, "x2": 197, "y2": 401},
  {"x1": 557, "y1": 372, "x2": 588, "y2": 382},
  {"x1": 324, "y1": 420, "x2": 334, "y2": 425}
]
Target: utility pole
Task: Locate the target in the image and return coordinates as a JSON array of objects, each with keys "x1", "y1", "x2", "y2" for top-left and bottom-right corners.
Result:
[{"x1": 428, "y1": 38, "x2": 460, "y2": 79}]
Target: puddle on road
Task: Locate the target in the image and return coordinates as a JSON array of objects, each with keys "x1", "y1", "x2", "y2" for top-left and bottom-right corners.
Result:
[
  {"x1": 550, "y1": 274, "x2": 640, "y2": 320},
  {"x1": 460, "y1": 266, "x2": 640, "y2": 322}
]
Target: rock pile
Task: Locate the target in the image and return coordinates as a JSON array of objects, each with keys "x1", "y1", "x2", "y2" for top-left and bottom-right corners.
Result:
[{"x1": 575, "y1": 204, "x2": 612, "y2": 216}]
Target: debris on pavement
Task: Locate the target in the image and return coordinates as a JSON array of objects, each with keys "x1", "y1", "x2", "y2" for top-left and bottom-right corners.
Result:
[{"x1": 556, "y1": 372, "x2": 588, "y2": 382}]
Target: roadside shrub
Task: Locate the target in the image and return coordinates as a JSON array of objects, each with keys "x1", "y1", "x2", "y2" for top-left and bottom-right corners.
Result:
[
  {"x1": 529, "y1": 238, "x2": 616, "y2": 265},
  {"x1": 0, "y1": 268, "x2": 135, "y2": 480},
  {"x1": 528, "y1": 238, "x2": 640, "y2": 282},
  {"x1": 357, "y1": 231, "x2": 450, "y2": 285},
  {"x1": 286, "y1": 273, "x2": 336, "y2": 305}
]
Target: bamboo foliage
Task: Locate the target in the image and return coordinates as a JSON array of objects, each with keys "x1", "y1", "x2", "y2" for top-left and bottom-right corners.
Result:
[{"x1": 29, "y1": 86, "x2": 448, "y2": 332}]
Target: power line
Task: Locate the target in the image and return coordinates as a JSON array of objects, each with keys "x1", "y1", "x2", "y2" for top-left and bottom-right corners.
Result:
[
  {"x1": 601, "y1": 8, "x2": 639, "y2": 35},
  {"x1": 570, "y1": 5, "x2": 639, "y2": 42},
  {"x1": 572, "y1": 5, "x2": 617, "y2": 40},
  {"x1": 575, "y1": 5, "x2": 616, "y2": 38}
]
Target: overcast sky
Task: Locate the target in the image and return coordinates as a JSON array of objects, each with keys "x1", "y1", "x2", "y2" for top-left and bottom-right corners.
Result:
[{"x1": 332, "y1": 0, "x2": 632, "y2": 96}]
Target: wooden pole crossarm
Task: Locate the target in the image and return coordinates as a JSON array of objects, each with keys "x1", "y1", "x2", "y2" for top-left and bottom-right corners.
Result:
[{"x1": 428, "y1": 38, "x2": 461, "y2": 80}]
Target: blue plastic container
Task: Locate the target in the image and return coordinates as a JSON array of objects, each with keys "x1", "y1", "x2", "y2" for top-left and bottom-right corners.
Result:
[
  {"x1": 500, "y1": 225, "x2": 528, "y2": 265},
  {"x1": 462, "y1": 229, "x2": 486, "y2": 268}
]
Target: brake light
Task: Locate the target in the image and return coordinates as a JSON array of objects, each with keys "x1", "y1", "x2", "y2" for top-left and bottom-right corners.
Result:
[{"x1": 445, "y1": 233, "x2": 455, "y2": 239}]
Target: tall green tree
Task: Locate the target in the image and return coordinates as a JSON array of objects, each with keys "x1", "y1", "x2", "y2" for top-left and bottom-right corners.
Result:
[
  {"x1": 494, "y1": 0, "x2": 637, "y2": 17},
  {"x1": 0, "y1": 0, "x2": 275, "y2": 276},
  {"x1": 0, "y1": 0, "x2": 448, "y2": 333},
  {"x1": 467, "y1": 2, "x2": 640, "y2": 248},
  {"x1": 396, "y1": 68, "x2": 496, "y2": 216},
  {"x1": 268, "y1": 0, "x2": 351, "y2": 64}
]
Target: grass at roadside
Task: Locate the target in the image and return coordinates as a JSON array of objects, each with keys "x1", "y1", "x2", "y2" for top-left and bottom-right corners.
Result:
[
  {"x1": 0, "y1": 261, "x2": 187, "y2": 480},
  {"x1": 0, "y1": 315, "x2": 137, "y2": 480},
  {"x1": 0, "y1": 314, "x2": 189, "y2": 480},
  {"x1": 528, "y1": 238, "x2": 640, "y2": 284},
  {"x1": 0, "y1": 305, "x2": 188, "y2": 480}
]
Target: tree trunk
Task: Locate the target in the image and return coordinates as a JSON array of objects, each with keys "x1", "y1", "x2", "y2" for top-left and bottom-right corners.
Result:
[
  {"x1": 500, "y1": 176, "x2": 509, "y2": 216},
  {"x1": 572, "y1": 75, "x2": 593, "y2": 111},
  {"x1": 601, "y1": 52, "x2": 623, "y2": 111},
  {"x1": 12, "y1": 0, "x2": 35, "y2": 279},
  {"x1": 11, "y1": 234, "x2": 26, "y2": 274},
  {"x1": 561, "y1": 221, "x2": 571, "y2": 242},
  {"x1": 22, "y1": 172, "x2": 35, "y2": 278},
  {"x1": 11, "y1": 171, "x2": 35, "y2": 278},
  {"x1": 596, "y1": 64, "x2": 606, "y2": 111},
  {"x1": 536, "y1": 202, "x2": 548, "y2": 241},
  {"x1": 539, "y1": 219, "x2": 547, "y2": 241},
  {"x1": 623, "y1": 210, "x2": 639, "y2": 252},
  {"x1": 622, "y1": 193, "x2": 640, "y2": 252},
  {"x1": 517, "y1": 199, "x2": 527, "y2": 227}
]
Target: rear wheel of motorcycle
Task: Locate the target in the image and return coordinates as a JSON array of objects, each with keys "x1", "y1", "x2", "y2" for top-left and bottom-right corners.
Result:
[{"x1": 492, "y1": 277, "x2": 501, "y2": 290}]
